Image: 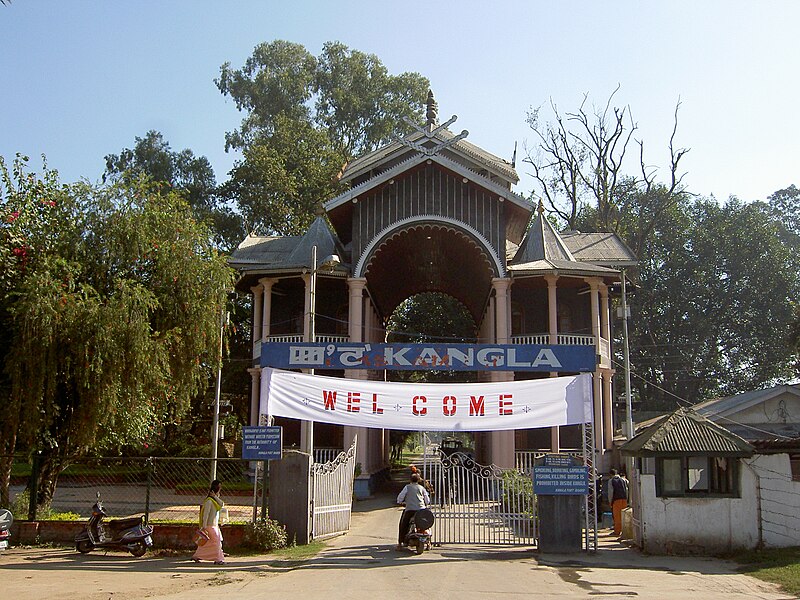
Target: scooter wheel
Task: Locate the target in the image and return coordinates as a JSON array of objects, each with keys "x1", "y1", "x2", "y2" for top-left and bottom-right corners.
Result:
[
  {"x1": 129, "y1": 541, "x2": 147, "y2": 557},
  {"x1": 76, "y1": 540, "x2": 94, "y2": 554},
  {"x1": 414, "y1": 540, "x2": 424, "y2": 555}
]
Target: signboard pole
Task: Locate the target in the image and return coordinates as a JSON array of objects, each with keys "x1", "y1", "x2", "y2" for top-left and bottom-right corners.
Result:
[{"x1": 261, "y1": 460, "x2": 268, "y2": 520}]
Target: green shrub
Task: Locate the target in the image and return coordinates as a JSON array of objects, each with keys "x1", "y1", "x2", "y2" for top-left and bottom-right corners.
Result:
[
  {"x1": 8, "y1": 489, "x2": 79, "y2": 520},
  {"x1": 243, "y1": 516, "x2": 288, "y2": 551}
]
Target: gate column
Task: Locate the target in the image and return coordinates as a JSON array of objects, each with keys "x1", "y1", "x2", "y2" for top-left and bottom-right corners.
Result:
[
  {"x1": 347, "y1": 277, "x2": 371, "y2": 497},
  {"x1": 490, "y1": 278, "x2": 515, "y2": 469}
]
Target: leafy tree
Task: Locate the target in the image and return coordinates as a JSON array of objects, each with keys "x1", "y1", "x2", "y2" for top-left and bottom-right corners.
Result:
[
  {"x1": 631, "y1": 197, "x2": 800, "y2": 408},
  {"x1": 768, "y1": 184, "x2": 800, "y2": 376},
  {"x1": 216, "y1": 40, "x2": 429, "y2": 235},
  {"x1": 104, "y1": 130, "x2": 242, "y2": 250},
  {"x1": 0, "y1": 155, "x2": 234, "y2": 509},
  {"x1": 386, "y1": 292, "x2": 477, "y2": 384}
]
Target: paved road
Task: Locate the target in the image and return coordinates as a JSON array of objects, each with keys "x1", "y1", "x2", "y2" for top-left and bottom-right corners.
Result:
[
  {"x1": 2, "y1": 491, "x2": 793, "y2": 599},
  {"x1": 159, "y1": 493, "x2": 791, "y2": 600}
]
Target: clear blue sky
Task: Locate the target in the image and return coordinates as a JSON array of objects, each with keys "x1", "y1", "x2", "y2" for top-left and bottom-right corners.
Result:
[{"x1": 2, "y1": 0, "x2": 798, "y2": 203}]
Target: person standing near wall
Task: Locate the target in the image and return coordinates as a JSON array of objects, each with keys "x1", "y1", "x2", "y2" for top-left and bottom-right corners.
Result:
[{"x1": 609, "y1": 469, "x2": 629, "y2": 536}]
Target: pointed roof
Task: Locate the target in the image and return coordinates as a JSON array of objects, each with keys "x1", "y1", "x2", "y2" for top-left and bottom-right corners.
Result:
[
  {"x1": 229, "y1": 215, "x2": 348, "y2": 276},
  {"x1": 512, "y1": 200, "x2": 576, "y2": 262},
  {"x1": 341, "y1": 129, "x2": 519, "y2": 187},
  {"x1": 508, "y1": 201, "x2": 622, "y2": 277},
  {"x1": 620, "y1": 407, "x2": 754, "y2": 457}
]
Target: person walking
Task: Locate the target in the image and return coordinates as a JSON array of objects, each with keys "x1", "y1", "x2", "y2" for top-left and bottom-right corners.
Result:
[
  {"x1": 609, "y1": 469, "x2": 629, "y2": 537},
  {"x1": 192, "y1": 479, "x2": 226, "y2": 564},
  {"x1": 396, "y1": 473, "x2": 430, "y2": 550}
]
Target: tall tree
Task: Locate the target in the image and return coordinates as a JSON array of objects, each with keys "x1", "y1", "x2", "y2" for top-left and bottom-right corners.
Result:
[
  {"x1": 216, "y1": 40, "x2": 429, "y2": 235},
  {"x1": 104, "y1": 130, "x2": 242, "y2": 250},
  {"x1": 631, "y1": 196, "x2": 800, "y2": 408},
  {"x1": 0, "y1": 155, "x2": 234, "y2": 509},
  {"x1": 524, "y1": 88, "x2": 689, "y2": 257}
]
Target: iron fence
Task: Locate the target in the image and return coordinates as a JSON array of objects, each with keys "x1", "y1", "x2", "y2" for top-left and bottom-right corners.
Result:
[{"x1": 4, "y1": 456, "x2": 266, "y2": 524}]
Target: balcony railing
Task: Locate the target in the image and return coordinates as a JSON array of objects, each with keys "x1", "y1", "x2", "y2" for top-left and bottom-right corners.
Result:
[
  {"x1": 266, "y1": 334, "x2": 350, "y2": 344},
  {"x1": 253, "y1": 334, "x2": 350, "y2": 359},
  {"x1": 510, "y1": 333, "x2": 610, "y2": 369}
]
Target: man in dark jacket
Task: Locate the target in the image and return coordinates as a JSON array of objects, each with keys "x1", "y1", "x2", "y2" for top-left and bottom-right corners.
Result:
[{"x1": 609, "y1": 468, "x2": 629, "y2": 536}]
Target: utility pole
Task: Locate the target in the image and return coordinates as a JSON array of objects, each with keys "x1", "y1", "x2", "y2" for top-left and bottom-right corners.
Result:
[
  {"x1": 621, "y1": 268, "x2": 634, "y2": 440},
  {"x1": 210, "y1": 301, "x2": 227, "y2": 482}
]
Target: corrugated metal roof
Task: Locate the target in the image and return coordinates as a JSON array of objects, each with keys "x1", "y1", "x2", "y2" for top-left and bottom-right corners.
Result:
[
  {"x1": 620, "y1": 407, "x2": 754, "y2": 457},
  {"x1": 229, "y1": 217, "x2": 347, "y2": 274},
  {"x1": 508, "y1": 207, "x2": 623, "y2": 278},
  {"x1": 693, "y1": 383, "x2": 800, "y2": 419},
  {"x1": 561, "y1": 231, "x2": 638, "y2": 266},
  {"x1": 508, "y1": 258, "x2": 617, "y2": 276}
]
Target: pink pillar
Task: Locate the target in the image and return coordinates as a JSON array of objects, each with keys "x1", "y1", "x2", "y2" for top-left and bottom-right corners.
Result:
[
  {"x1": 259, "y1": 278, "x2": 274, "y2": 341},
  {"x1": 490, "y1": 278, "x2": 515, "y2": 468},
  {"x1": 603, "y1": 370, "x2": 614, "y2": 449},
  {"x1": 544, "y1": 274, "x2": 560, "y2": 452},
  {"x1": 250, "y1": 285, "x2": 263, "y2": 345},
  {"x1": 248, "y1": 367, "x2": 261, "y2": 426},
  {"x1": 586, "y1": 277, "x2": 604, "y2": 453},
  {"x1": 346, "y1": 278, "x2": 369, "y2": 471}
]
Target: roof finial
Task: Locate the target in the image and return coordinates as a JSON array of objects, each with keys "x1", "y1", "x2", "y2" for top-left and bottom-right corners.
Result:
[
  {"x1": 426, "y1": 89, "x2": 438, "y2": 130},
  {"x1": 537, "y1": 198, "x2": 545, "y2": 215},
  {"x1": 315, "y1": 203, "x2": 325, "y2": 217}
]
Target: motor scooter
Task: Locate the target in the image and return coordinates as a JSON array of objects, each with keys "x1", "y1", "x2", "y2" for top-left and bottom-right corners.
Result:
[
  {"x1": 0, "y1": 508, "x2": 12, "y2": 551},
  {"x1": 75, "y1": 493, "x2": 153, "y2": 557},
  {"x1": 404, "y1": 508, "x2": 435, "y2": 555}
]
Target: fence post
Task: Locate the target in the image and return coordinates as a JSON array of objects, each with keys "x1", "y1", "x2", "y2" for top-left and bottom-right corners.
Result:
[
  {"x1": 28, "y1": 450, "x2": 41, "y2": 521},
  {"x1": 260, "y1": 460, "x2": 268, "y2": 521},
  {"x1": 145, "y1": 457, "x2": 154, "y2": 525}
]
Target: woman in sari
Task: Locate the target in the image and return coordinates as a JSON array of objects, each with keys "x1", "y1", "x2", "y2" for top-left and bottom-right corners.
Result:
[{"x1": 192, "y1": 479, "x2": 225, "y2": 564}]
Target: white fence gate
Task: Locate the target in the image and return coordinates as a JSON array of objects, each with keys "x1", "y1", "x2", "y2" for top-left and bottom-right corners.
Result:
[{"x1": 310, "y1": 437, "x2": 357, "y2": 540}]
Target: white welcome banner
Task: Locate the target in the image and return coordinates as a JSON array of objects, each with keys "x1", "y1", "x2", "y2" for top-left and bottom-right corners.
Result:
[{"x1": 260, "y1": 368, "x2": 593, "y2": 432}]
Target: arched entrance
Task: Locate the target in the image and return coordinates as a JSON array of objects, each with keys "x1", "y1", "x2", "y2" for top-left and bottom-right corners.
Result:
[{"x1": 358, "y1": 219, "x2": 501, "y2": 325}]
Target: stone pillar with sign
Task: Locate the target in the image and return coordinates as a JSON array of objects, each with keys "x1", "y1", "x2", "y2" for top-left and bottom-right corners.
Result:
[{"x1": 534, "y1": 454, "x2": 588, "y2": 553}]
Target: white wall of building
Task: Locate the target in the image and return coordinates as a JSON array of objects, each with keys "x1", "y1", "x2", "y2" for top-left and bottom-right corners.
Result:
[
  {"x1": 638, "y1": 472, "x2": 760, "y2": 554},
  {"x1": 638, "y1": 453, "x2": 800, "y2": 553},
  {"x1": 746, "y1": 454, "x2": 800, "y2": 548}
]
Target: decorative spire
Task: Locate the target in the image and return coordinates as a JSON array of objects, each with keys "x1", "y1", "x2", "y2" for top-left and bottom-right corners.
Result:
[
  {"x1": 537, "y1": 198, "x2": 545, "y2": 215},
  {"x1": 315, "y1": 203, "x2": 325, "y2": 217},
  {"x1": 426, "y1": 89, "x2": 438, "y2": 129}
]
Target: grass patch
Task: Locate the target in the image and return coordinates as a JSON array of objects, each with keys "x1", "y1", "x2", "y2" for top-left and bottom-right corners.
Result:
[
  {"x1": 733, "y1": 546, "x2": 800, "y2": 596},
  {"x1": 230, "y1": 540, "x2": 327, "y2": 560}
]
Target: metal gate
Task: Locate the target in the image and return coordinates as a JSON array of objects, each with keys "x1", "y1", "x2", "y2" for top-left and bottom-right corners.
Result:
[
  {"x1": 422, "y1": 447, "x2": 537, "y2": 546},
  {"x1": 421, "y1": 426, "x2": 597, "y2": 550},
  {"x1": 310, "y1": 437, "x2": 357, "y2": 540}
]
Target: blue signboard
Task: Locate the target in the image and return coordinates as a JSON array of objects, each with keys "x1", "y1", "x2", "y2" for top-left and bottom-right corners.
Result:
[
  {"x1": 533, "y1": 466, "x2": 589, "y2": 495},
  {"x1": 260, "y1": 342, "x2": 596, "y2": 372},
  {"x1": 242, "y1": 426, "x2": 283, "y2": 461}
]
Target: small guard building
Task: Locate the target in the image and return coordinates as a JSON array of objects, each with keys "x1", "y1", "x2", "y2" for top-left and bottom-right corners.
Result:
[{"x1": 230, "y1": 92, "x2": 636, "y2": 481}]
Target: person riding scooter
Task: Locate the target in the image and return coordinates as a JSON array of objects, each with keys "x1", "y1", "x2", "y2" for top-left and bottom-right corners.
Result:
[{"x1": 396, "y1": 473, "x2": 430, "y2": 551}]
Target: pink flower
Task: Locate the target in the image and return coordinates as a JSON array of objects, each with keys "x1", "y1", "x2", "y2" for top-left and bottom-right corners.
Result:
[{"x1": 7, "y1": 211, "x2": 19, "y2": 223}]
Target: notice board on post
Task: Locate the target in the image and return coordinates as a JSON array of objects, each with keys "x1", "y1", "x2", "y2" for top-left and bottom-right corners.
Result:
[
  {"x1": 533, "y1": 465, "x2": 589, "y2": 495},
  {"x1": 242, "y1": 426, "x2": 283, "y2": 461}
]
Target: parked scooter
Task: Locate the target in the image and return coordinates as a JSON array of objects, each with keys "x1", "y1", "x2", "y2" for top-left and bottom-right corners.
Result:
[
  {"x1": 75, "y1": 493, "x2": 153, "y2": 557},
  {"x1": 404, "y1": 508, "x2": 435, "y2": 555},
  {"x1": 0, "y1": 508, "x2": 12, "y2": 551}
]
